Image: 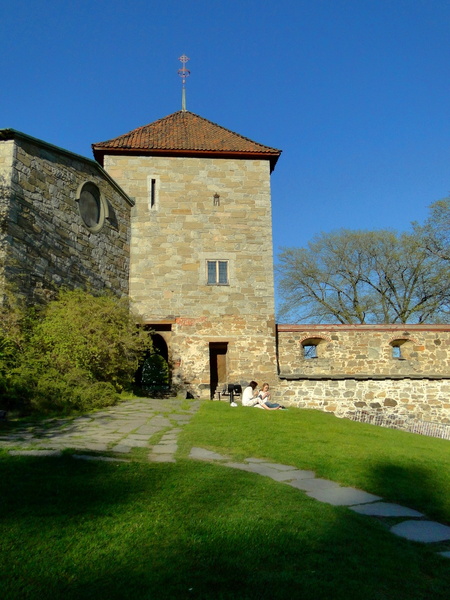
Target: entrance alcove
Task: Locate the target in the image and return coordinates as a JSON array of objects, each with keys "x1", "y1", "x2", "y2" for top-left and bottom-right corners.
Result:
[{"x1": 135, "y1": 333, "x2": 170, "y2": 397}]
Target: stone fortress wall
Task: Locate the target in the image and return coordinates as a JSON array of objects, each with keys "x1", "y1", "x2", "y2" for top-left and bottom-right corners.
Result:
[
  {"x1": 0, "y1": 131, "x2": 132, "y2": 302},
  {"x1": 2, "y1": 124, "x2": 450, "y2": 425},
  {"x1": 273, "y1": 324, "x2": 450, "y2": 423}
]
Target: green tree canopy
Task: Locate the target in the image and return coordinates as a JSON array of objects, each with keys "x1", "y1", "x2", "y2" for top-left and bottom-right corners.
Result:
[{"x1": 277, "y1": 229, "x2": 450, "y2": 324}]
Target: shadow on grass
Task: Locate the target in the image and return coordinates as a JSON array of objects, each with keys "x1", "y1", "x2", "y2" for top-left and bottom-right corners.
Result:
[
  {"x1": 1, "y1": 454, "x2": 450, "y2": 600},
  {"x1": 369, "y1": 462, "x2": 450, "y2": 525}
]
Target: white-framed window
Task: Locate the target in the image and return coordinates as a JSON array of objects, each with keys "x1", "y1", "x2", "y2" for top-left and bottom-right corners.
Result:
[{"x1": 207, "y1": 260, "x2": 229, "y2": 285}]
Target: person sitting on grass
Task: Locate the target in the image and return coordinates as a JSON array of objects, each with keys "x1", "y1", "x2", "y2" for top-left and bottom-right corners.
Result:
[
  {"x1": 257, "y1": 383, "x2": 286, "y2": 410},
  {"x1": 242, "y1": 381, "x2": 259, "y2": 406}
]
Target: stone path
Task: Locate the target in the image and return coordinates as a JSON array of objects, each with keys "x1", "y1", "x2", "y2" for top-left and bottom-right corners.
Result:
[
  {"x1": 0, "y1": 397, "x2": 200, "y2": 463},
  {"x1": 188, "y1": 447, "x2": 450, "y2": 559},
  {"x1": 1, "y1": 398, "x2": 449, "y2": 560}
]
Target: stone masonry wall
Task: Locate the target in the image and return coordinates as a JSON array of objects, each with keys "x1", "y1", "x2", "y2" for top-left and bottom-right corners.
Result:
[
  {"x1": 274, "y1": 325, "x2": 450, "y2": 423},
  {"x1": 2, "y1": 136, "x2": 132, "y2": 302},
  {"x1": 0, "y1": 140, "x2": 14, "y2": 296},
  {"x1": 277, "y1": 324, "x2": 450, "y2": 376},
  {"x1": 103, "y1": 154, "x2": 277, "y2": 395}
]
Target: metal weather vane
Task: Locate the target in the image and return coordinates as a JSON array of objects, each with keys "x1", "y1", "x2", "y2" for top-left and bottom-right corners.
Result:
[{"x1": 178, "y1": 54, "x2": 190, "y2": 111}]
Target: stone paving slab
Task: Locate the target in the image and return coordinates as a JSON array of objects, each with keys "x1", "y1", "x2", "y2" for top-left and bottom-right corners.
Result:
[
  {"x1": 439, "y1": 551, "x2": 450, "y2": 558},
  {"x1": 149, "y1": 454, "x2": 176, "y2": 463},
  {"x1": 288, "y1": 478, "x2": 341, "y2": 492},
  {"x1": 390, "y1": 521, "x2": 450, "y2": 543},
  {"x1": 112, "y1": 444, "x2": 132, "y2": 453},
  {"x1": 306, "y1": 487, "x2": 382, "y2": 506},
  {"x1": 152, "y1": 444, "x2": 178, "y2": 454},
  {"x1": 350, "y1": 502, "x2": 424, "y2": 518},
  {"x1": 9, "y1": 450, "x2": 62, "y2": 457},
  {"x1": 254, "y1": 462, "x2": 298, "y2": 471},
  {"x1": 189, "y1": 447, "x2": 230, "y2": 461},
  {"x1": 268, "y1": 469, "x2": 317, "y2": 482},
  {"x1": 72, "y1": 454, "x2": 129, "y2": 462},
  {"x1": 126, "y1": 439, "x2": 150, "y2": 448}
]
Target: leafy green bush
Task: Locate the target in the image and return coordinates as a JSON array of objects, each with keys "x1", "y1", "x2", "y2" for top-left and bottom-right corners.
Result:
[
  {"x1": 140, "y1": 352, "x2": 170, "y2": 397},
  {"x1": 28, "y1": 289, "x2": 151, "y2": 390},
  {"x1": 0, "y1": 289, "x2": 153, "y2": 414}
]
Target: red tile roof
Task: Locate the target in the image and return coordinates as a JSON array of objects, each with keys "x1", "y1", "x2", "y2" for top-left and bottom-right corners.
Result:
[{"x1": 92, "y1": 110, "x2": 281, "y2": 170}]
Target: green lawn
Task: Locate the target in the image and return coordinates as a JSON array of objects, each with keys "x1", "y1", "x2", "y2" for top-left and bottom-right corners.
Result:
[
  {"x1": 180, "y1": 403, "x2": 450, "y2": 524},
  {"x1": 0, "y1": 402, "x2": 449, "y2": 600}
]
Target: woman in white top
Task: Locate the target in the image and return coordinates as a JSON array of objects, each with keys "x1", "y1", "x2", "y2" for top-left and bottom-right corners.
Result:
[{"x1": 242, "y1": 381, "x2": 259, "y2": 406}]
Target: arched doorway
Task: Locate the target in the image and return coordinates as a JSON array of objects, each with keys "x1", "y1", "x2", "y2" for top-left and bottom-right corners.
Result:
[{"x1": 135, "y1": 333, "x2": 170, "y2": 397}]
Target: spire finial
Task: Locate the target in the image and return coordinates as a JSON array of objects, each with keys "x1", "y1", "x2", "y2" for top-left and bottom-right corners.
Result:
[{"x1": 178, "y1": 54, "x2": 190, "y2": 111}]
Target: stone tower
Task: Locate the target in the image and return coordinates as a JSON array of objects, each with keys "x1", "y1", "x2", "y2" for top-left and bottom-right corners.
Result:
[{"x1": 93, "y1": 110, "x2": 281, "y2": 398}]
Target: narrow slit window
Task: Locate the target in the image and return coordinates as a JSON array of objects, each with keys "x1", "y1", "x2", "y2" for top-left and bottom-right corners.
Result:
[
  {"x1": 150, "y1": 179, "x2": 156, "y2": 208},
  {"x1": 148, "y1": 176, "x2": 159, "y2": 210}
]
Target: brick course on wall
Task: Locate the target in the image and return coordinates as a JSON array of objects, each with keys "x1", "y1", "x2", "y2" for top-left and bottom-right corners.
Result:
[{"x1": 1, "y1": 133, "x2": 132, "y2": 302}]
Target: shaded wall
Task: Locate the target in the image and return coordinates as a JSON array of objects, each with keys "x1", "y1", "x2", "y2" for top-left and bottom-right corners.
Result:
[{"x1": 0, "y1": 133, "x2": 132, "y2": 302}]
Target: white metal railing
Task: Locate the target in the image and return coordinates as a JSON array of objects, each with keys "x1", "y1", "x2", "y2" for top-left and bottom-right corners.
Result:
[{"x1": 345, "y1": 410, "x2": 450, "y2": 440}]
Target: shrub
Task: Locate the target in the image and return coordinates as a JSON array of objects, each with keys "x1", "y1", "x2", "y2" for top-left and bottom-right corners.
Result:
[
  {"x1": 0, "y1": 289, "x2": 153, "y2": 414},
  {"x1": 26, "y1": 289, "x2": 152, "y2": 391}
]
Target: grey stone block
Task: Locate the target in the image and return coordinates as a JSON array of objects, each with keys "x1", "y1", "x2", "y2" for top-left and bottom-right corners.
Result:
[
  {"x1": 189, "y1": 447, "x2": 229, "y2": 461},
  {"x1": 390, "y1": 520, "x2": 450, "y2": 543},
  {"x1": 306, "y1": 487, "x2": 382, "y2": 506},
  {"x1": 9, "y1": 450, "x2": 62, "y2": 457},
  {"x1": 350, "y1": 502, "x2": 424, "y2": 518},
  {"x1": 149, "y1": 454, "x2": 176, "y2": 463},
  {"x1": 112, "y1": 444, "x2": 132, "y2": 453},
  {"x1": 289, "y1": 478, "x2": 341, "y2": 492},
  {"x1": 152, "y1": 444, "x2": 178, "y2": 454},
  {"x1": 72, "y1": 454, "x2": 129, "y2": 462},
  {"x1": 256, "y1": 462, "x2": 298, "y2": 471}
]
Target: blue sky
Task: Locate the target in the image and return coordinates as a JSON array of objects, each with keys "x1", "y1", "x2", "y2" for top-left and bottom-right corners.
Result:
[{"x1": 2, "y1": 0, "x2": 450, "y2": 268}]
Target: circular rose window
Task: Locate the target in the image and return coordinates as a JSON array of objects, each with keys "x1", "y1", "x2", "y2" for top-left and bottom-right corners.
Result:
[{"x1": 78, "y1": 182, "x2": 105, "y2": 232}]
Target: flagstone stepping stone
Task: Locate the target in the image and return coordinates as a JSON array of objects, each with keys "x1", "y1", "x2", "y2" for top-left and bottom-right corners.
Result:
[
  {"x1": 350, "y1": 502, "x2": 424, "y2": 517},
  {"x1": 189, "y1": 447, "x2": 229, "y2": 461},
  {"x1": 269, "y1": 469, "x2": 317, "y2": 481},
  {"x1": 253, "y1": 462, "x2": 298, "y2": 471},
  {"x1": 9, "y1": 450, "x2": 62, "y2": 457},
  {"x1": 306, "y1": 487, "x2": 382, "y2": 506},
  {"x1": 72, "y1": 454, "x2": 129, "y2": 462},
  {"x1": 149, "y1": 453, "x2": 176, "y2": 463},
  {"x1": 439, "y1": 551, "x2": 450, "y2": 558},
  {"x1": 152, "y1": 443, "x2": 178, "y2": 454},
  {"x1": 288, "y1": 478, "x2": 341, "y2": 492},
  {"x1": 390, "y1": 520, "x2": 450, "y2": 543},
  {"x1": 112, "y1": 444, "x2": 132, "y2": 453}
]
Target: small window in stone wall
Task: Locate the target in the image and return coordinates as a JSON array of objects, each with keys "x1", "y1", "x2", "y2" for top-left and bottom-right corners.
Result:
[
  {"x1": 77, "y1": 182, "x2": 106, "y2": 233},
  {"x1": 392, "y1": 345, "x2": 402, "y2": 359},
  {"x1": 301, "y1": 337, "x2": 324, "y2": 359},
  {"x1": 207, "y1": 260, "x2": 228, "y2": 285},
  {"x1": 390, "y1": 339, "x2": 411, "y2": 360},
  {"x1": 303, "y1": 344, "x2": 317, "y2": 359}
]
